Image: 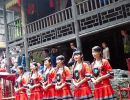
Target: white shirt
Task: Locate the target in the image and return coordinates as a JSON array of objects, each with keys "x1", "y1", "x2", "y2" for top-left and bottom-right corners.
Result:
[{"x1": 103, "y1": 47, "x2": 110, "y2": 60}]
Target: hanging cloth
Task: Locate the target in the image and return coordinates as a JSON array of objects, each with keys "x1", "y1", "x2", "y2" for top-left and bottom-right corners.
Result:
[
  {"x1": 17, "y1": 0, "x2": 21, "y2": 6},
  {"x1": 27, "y1": 3, "x2": 35, "y2": 15},
  {"x1": 49, "y1": 0, "x2": 55, "y2": 8}
]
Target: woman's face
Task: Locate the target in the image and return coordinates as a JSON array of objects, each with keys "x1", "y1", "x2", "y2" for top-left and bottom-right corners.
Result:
[
  {"x1": 92, "y1": 50, "x2": 101, "y2": 59},
  {"x1": 56, "y1": 59, "x2": 63, "y2": 67},
  {"x1": 44, "y1": 60, "x2": 51, "y2": 68},
  {"x1": 102, "y1": 43, "x2": 106, "y2": 48},
  {"x1": 30, "y1": 65, "x2": 36, "y2": 72},
  {"x1": 17, "y1": 68, "x2": 22, "y2": 75},
  {"x1": 74, "y1": 54, "x2": 82, "y2": 62}
]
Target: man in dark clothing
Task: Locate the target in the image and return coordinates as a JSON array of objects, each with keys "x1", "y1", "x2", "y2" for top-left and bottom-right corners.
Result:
[
  {"x1": 70, "y1": 42, "x2": 77, "y2": 53},
  {"x1": 68, "y1": 43, "x2": 77, "y2": 66},
  {"x1": 50, "y1": 47, "x2": 58, "y2": 67},
  {"x1": 121, "y1": 30, "x2": 130, "y2": 58}
]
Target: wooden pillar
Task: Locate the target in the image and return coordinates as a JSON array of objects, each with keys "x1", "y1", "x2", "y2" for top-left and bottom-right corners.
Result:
[
  {"x1": 3, "y1": 0, "x2": 10, "y2": 72},
  {"x1": 71, "y1": 0, "x2": 82, "y2": 51},
  {"x1": 21, "y1": 0, "x2": 29, "y2": 71}
]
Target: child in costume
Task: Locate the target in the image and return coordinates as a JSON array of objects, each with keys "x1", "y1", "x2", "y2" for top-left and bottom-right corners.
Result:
[
  {"x1": 14, "y1": 66, "x2": 28, "y2": 100},
  {"x1": 42, "y1": 57, "x2": 55, "y2": 100},
  {"x1": 55, "y1": 55, "x2": 73, "y2": 100},
  {"x1": 91, "y1": 46, "x2": 115, "y2": 100},
  {"x1": 28, "y1": 62, "x2": 43, "y2": 100},
  {"x1": 72, "y1": 50, "x2": 93, "y2": 100}
]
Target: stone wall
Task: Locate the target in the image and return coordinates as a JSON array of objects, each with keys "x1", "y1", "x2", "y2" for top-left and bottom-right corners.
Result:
[{"x1": 111, "y1": 69, "x2": 130, "y2": 99}]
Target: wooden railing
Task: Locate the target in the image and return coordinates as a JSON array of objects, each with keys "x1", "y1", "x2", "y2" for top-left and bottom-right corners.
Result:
[
  {"x1": 76, "y1": 0, "x2": 119, "y2": 15},
  {"x1": 26, "y1": 7, "x2": 72, "y2": 34},
  {"x1": 8, "y1": 17, "x2": 22, "y2": 42},
  {"x1": 7, "y1": 0, "x2": 130, "y2": 50},
  {"x1": 7, "y1": 0, "x2": 121, "y2": 41}
]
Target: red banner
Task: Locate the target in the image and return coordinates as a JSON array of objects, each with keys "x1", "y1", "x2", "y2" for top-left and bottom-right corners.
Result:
[{"x1": 17, "y1": 0, "x2": 21, "y2": 6}]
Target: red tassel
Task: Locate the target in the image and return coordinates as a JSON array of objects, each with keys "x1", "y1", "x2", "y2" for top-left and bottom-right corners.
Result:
[
  {"x1": 27, "y1": 3, "x2": 35, "y2": 15},
  {"x1": 50, "y1": 0, "x2": 54, "y2": 8}
]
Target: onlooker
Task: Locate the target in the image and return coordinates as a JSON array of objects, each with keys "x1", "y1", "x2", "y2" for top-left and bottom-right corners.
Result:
[
  {"x1": 68, "y1": 42, "x2": 77, "y2": 66},
  {"x1": 0, "y1": 63, "x2": 7, "y2": 72},
  {"x1": 42, "y1": 49, "x2": 50, "y2": 70},
  {"x1": 121, "y1": 30, "x2": 130, "y2": 58},
  {"x1": 29, "y1": 55, "x2": 35, "y2": 63},
  {"x1": 21, "y1": 54, "x2": 26, "y2": 68},
  {"x1": 17, "y1": 55, "x2": 22, "y2": 66},
  {"x1": 10, "y1": 62, "x2": 18, "y2": 73},
  {"x1": 50, "y1": 47, "x2": 58, "y2": 67},
  {"x1": 39, "y1": 60, "x2": 44, "y2": 74},
  {"x1": 1, "y1": 56, "x2": 6, "y2": 64},
  {"x1": 102, "y1": 42, "x2": 110, "y2": 60},
  {"x1": 43, "y1": 49, "x2": 50, "y2": 58},
  {"x1": 70, "y1": 42, "x2": 77, "y2": 53}
]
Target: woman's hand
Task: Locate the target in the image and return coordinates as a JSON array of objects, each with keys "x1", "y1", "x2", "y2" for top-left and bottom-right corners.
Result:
[
  {"x1": 34, "y1": 84, "x2": 40, "y2": 87},
  {"x1": 42, "y1": 85, "x2": 46, "y2": 90},
  {"x1": 55, "y1": 83, "x2": 65, "y2": 90},
  {"x1": 55, "y1": 85, "x2": 61, "y2": 90},
  {"x1": 43, "y1": 81, "x2": 48, "y2": 86},
  {"x1": 15, "y1": 88, "x2": 19, "y2": 93},
  {"x1": 29, "y1": 85, "x2": 34, "y2": 89},
  {"x1": 94, "y1": 74, "x2": 110, "y2": 84},
  {"x1": 74, "y1": 82, "x2": 80, "y2": 87},
  {"x1": 93, "y1": 77, "x2": 102, "y2": 84},
  {"x1": 42, "y1": 84, "x2": 49, "y2": 90},
  {"x1": 29, "y1": 84, "x2": 39, "y2": 89},
  {"x1": 15, "y1": 87, "x2": 24, "y2": 93},
  {"x1": 73, "y1": 79, "x2": 80, "y2": 88}
]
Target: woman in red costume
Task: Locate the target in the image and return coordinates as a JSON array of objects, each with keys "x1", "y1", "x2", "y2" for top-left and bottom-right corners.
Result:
[
  {"x1": 28, "y1": 62, "x2": 43, "y2": 100},
  {"x1": 42, "y1": 57, "x2": 55, "y2": 100},
  {"x1": 72, "y1": 50, "x2": 93, "y2": 100},
  {"x1": 91, "y1": 46, "x2": 115, "y2": 100},
  {"x1": 55, "y1": 55, "x2": 73, "y2": 100},
  {"x1": 14, "y1": 66, "x2": 28, "y2": 100}
]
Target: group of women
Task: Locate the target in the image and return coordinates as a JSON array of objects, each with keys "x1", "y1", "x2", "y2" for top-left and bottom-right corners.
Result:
[{"x1": 14, "y1": 46, "x2": 116, "y2": 100}]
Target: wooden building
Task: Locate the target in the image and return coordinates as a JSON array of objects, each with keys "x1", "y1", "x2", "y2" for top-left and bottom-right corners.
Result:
[{"x1": 4, "y1": 0, "x2": 130, "y2": 70}]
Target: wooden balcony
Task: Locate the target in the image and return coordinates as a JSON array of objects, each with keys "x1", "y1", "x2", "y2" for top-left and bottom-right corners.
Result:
[
  {"x1": 8, "y1": 18, "x2": 22, "y2": 42},
  {"x1": 7, "y1": 0, "x2": 130, "y2": 51}
]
